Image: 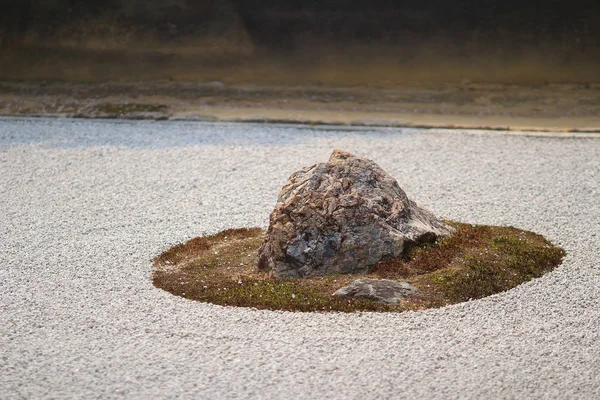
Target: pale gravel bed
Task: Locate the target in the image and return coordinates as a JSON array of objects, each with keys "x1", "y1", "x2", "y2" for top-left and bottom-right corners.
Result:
[{"x1": 1, "y1": 117, "x2": 598, "y2": 399}]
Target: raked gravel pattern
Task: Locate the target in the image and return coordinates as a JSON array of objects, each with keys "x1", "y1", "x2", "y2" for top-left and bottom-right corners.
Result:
[{"x1": 1, "y1": 117, "x2": 599, "y2": 399}]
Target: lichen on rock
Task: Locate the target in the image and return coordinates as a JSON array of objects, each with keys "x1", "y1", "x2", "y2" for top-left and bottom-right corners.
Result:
[
  {"x1": 333, "y1": 279, "x2": 418, "y2": 304},
  {"x1": 258, "y1": 149, "x2": 454, "y2": 278}
]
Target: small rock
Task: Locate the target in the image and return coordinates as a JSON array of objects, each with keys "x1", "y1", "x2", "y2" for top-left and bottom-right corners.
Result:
[{"x1": 333, "y1": 279, "x2": 418, "y2": 304}]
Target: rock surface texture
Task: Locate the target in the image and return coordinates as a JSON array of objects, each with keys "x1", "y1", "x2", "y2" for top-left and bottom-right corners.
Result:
[
  {"x1": 258, "y1": 149, "x2": 454, "y2": 278},
  {"x1": 333, "y1": 279, "x2": 418, "y2": 304}
]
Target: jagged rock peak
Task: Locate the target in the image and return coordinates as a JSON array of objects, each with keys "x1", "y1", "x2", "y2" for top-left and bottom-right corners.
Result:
[{"x1": 258, "y1": 149, "x2": 454, "y2": 278}]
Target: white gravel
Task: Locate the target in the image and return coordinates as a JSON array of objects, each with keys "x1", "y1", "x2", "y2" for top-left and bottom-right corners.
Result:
[{"x1": 1, "y1": 117, "x2": 599, "y2": 399}]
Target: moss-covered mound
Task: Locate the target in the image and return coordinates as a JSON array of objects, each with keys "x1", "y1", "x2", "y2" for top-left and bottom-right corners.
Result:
[{"x1": 152, "y1": 222, "x2": 565, "y2": 312}]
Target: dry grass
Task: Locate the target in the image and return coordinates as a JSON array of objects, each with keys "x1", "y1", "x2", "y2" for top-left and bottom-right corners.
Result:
[{"x1": 152, "y1": 222, "x2": 565, "y2": 312}]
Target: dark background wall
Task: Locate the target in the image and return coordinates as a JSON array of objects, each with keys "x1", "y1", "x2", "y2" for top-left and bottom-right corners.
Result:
[
  {"x1": 0, "y1": 0, "x2": 598, "y2": 83},
  {"x1": 236, "y1": 0, "x2": 598, "y2": 51}
]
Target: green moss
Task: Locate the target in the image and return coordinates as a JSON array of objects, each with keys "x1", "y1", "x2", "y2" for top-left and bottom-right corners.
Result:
[
  {"x1": 180, "y1": 278, "x2": 383, "y2": 312},
  {"x1": 91, "y1": 103, "x2": 167, "y2": 116},
  {"x1": 152, "y1": 222, "x2": 566, "y2": 312},
  {"x1": 428, "y1": 229, "x2": 566, "y2": 303}
]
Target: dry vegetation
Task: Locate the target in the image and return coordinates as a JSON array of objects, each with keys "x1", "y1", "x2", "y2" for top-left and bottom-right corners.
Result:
[{"x1": 152, "y1": 222, "x2": 565, "y2": 312}]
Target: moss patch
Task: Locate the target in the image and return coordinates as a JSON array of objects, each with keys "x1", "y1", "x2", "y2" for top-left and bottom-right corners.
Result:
[
  {"x1": 89, "y1": 103, "x2": 168, "y2": 117},
  {"x1": 152, "y1": 222, "x2": 565, "y2": 312}
]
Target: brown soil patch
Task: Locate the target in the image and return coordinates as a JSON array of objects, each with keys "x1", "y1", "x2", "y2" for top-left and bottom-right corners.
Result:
[
  {"x1": 1, "y1": 80, "x2": 599, "y2": 132},
  {"x1": 152, "y1": 222, "x2": 565, "y2": 312}
]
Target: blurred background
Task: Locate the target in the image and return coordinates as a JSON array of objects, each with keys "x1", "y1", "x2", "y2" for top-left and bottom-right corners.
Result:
[{"x1": 1, "y1": 0, "x2": 598, "y2": 85}]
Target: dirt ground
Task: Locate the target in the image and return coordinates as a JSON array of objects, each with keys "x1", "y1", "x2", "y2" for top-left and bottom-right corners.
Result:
[{"x1": 1, "y1": 79, "x2": 599, "y2": 133}]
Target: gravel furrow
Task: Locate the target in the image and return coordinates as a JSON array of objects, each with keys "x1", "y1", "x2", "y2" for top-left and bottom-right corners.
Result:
[{"x1": 1, "y1": 117, "x2": 599, "y2": 399}]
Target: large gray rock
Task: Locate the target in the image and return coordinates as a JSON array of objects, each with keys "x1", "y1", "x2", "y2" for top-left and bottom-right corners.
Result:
[
  {"x1": 258, "y1": 149, "x2": 454, "y2": 278},
  {"x1": 333, "y1": 279, "x2": 418, "y2": 304}
]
